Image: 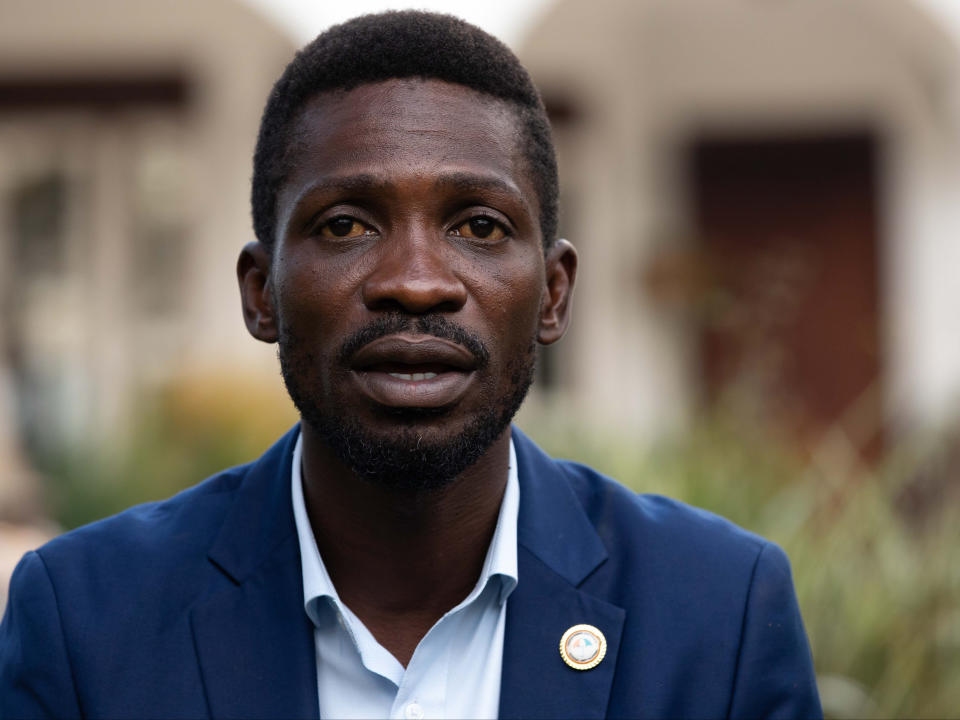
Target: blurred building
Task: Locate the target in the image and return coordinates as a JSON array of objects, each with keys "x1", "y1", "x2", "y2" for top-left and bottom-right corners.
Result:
[
  {"x1": 1, "y1": 0, "x2": 960, "y2": 524},
  {"x1": 0, "y1": 0, "x2": 294, "y2": 519},
  {"x1": 520, "y1": 0, "x2": 960, "y2": 457}
]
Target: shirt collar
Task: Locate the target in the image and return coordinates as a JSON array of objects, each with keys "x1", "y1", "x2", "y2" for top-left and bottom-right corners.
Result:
[{"x1": 291, "y1": 429, "x2": 520, "y2": 621}]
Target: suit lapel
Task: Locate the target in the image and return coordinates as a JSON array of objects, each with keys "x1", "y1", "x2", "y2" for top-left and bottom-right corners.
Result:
[
  {"x1": 499, "y1": 429, "x2": 626, "y2": 720},
  {"x1": 500, "y1": 548, "x2": 625, "y2": 719},
  {"x1": 191, "y1": 536, "x2": 319, "y2": 719},
  {"x1": 190, "y1": 427, "x2": 319, "y2": 719}
]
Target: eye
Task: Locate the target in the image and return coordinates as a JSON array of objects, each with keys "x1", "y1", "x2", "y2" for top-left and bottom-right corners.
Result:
[
  {"x1": 451, "y1": 216, "x2": 507, "y2": 242},
  {"x1": 319, "y1": 216, "x2": 374, "y2": 239}
]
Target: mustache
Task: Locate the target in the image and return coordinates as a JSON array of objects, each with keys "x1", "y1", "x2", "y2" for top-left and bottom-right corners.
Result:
[{"x1": 337, "y1": 314, "x2": 490, "y2": 369}]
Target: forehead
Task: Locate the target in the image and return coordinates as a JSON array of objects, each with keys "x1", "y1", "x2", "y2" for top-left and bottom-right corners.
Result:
[{"x1": 280, "y1": 79, "x2": 537, "y2": 211}]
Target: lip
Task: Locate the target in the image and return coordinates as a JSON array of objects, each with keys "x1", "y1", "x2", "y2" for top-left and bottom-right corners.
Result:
[
  {"x1": 349, "y1": 334, "x2": 478, "y2": 408},
  {"x1": 351, "y1": 335, "x2": 478, "y2": 371}
]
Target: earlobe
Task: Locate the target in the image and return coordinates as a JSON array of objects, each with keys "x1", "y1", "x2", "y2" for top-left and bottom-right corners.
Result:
[
  {"x1": 537, "y1": 238, "x2": 578, "y2": 345},
  {"x1": 237, "y1": 241, "x2": 279, "y2": 343}
]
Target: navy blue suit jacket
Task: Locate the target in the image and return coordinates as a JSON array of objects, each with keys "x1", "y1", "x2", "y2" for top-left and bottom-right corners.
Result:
[{"x1": 1, "y1": 427, "x2": 821, "y2": 718}]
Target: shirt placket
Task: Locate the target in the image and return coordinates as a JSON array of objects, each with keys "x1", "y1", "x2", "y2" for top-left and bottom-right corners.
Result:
[{"x1": 389, "y1": 609, "x2": 456, "y2": 720}]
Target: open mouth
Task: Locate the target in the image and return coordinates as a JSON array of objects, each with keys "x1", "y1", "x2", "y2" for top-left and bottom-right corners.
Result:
[
  {"x1": 349, "y1": 336, "x2": 479, "y2": 408},
  {"x1": 361, "y1": 362, "x2": 458, "y2": 382},
  {"x1": 390, "y1": 372, "x2": 437, "y2": 381}
]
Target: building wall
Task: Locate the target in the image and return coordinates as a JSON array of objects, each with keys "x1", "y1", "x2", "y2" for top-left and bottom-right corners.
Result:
[
  {"x1": 0, "y1": 0, "x2": 296, "y2": 514},
  {"x1": 519, "y1": 0, "x2": 960, "y2": 440}
]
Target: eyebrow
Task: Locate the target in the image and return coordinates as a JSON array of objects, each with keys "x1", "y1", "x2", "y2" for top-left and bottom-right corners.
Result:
[
  {"x1": 291, "y1": 171, "x2": 528, "y2": 210},
  {"x1": 432, "y1": 172, "x2": 525, "y2": 202},
  {"x1": 293, "y1": 173, "x2": 391, "y2": 204}
]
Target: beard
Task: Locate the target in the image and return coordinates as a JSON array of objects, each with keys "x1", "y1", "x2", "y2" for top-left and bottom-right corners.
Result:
[{"x1": 278, "y1": 313, "x2": 536, "y2": 493}]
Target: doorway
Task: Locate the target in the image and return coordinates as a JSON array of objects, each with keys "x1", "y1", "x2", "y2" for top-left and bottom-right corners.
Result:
[{"x1": 690, "y1": 133, "x2": 883, "y2": 457}]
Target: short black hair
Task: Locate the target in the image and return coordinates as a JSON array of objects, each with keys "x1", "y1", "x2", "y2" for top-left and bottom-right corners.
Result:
[{"x1": 251, "y1": 10, "x2": 558, "y2": 248}]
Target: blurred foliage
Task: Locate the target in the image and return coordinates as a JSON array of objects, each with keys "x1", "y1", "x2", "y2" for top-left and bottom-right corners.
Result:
[
  {"x1": 528, "y1": 414, "x2": 960, "y2": 719},
  {"x1": 41, "y1": 373, "x2": 298, "y2": 530},
  {"x1": 38, "y1": 379, "x2": 959, "y2": 718}
]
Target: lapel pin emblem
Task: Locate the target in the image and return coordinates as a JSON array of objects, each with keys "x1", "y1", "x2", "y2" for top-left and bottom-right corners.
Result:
[{"x1": 559, "y1": 624, "x2": 607, "y2": 670}]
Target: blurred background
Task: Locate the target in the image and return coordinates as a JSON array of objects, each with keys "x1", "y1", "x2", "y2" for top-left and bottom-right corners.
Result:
[{"x1": 1, "y1": 0, "x2": 958, "y2": 716}]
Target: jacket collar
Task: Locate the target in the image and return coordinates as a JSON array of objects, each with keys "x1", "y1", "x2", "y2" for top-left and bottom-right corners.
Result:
[
  {"x1": 499, "y1": 428, "x2": 625, "y2": 720},
  {"x1": 192, "y1": 426, "x2": 319, "y2": 719},
  {"x1": 192, "y1": 425, "x2": 624, "y2": 719},
  {"x1": 205, "y1": 426, "x2": 301, "y2": 584},
  {"x1": 511, "y1": 426, "x2": 609, "y2": 583},
  {"x1": 205, "y1": 424, "x2": 609, "y2": 589}
]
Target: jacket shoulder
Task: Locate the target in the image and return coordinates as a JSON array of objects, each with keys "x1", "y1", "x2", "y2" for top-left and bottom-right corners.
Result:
[
  {"x1": 24, "y1": 461, "x2": 259, "y2": 621},
  {"x1": 550, "y1": 459, "x2": 820, "y2": 718},
  {"x1": 1, "y1": 430, "x2": 301, "y2": 719},
  {"x1": 37, "y1": 463, "x2": 248, "y2": 568},
  {"x1": 555, "y1": 457, "x2": 768, "y2": 568}
]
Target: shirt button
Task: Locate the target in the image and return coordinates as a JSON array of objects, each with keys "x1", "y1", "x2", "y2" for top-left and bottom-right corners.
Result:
[{"x1": 404, "y1": 702, "x2": 424, "y2": 720}]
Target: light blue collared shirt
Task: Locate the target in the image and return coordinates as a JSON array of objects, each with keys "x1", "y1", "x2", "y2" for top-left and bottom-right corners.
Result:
[{"x1": 291, "y1": 431, "x2": 520, "y2": 720}]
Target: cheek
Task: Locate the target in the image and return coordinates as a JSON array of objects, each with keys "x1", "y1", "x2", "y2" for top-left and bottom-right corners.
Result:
[
  {"x1": 275, "y1": 251, "x2": 362, "y2": 331},
  {"x1": 507, "y1": 253, "x2": 548, "y2": 327},
  {"x1": 472, "y1": 261, "x2": 544, "y2": 356}
]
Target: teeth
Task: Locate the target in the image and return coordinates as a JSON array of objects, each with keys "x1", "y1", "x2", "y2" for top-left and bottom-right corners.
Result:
[{"x1": 387, "y1": 372, "x2": 438, "y2": 381}]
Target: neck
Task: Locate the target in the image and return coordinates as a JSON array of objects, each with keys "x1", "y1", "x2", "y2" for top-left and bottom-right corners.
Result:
[{"x1": 299, "y1": 422, "x2": 511, "y2": 664}]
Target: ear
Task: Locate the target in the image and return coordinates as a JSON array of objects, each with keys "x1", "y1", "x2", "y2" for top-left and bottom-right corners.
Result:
[
  {"x1": 237, "y1": 241, "x2": 278, "y2": 343},
  {"x1": 537, "y1": 238, "x2": 578, "y2": 345}
]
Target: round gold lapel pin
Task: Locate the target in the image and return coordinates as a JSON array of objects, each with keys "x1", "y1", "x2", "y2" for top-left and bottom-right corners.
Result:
[{"x1": 559, "y1": 624, "x2": 607, "y2": 670}]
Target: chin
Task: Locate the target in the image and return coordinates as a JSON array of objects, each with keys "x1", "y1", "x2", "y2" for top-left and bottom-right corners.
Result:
[
  {"x1": 316, "y1": 413, "x2": 509, "y2": 493},
  {"x1": 288, "y1": 373, "x2": 534, "y2": 494}
]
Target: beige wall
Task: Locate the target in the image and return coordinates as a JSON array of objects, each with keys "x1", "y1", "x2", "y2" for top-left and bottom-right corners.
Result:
[
  {"x1": 0, "y1": 0, "x2": 295, "y2": 370},
  {"x1": 519, "y1": 0, "x2": 960, "y2": 440},
  {"x1": 0, "y1": 0, "x2": 296, "y2": 517}
]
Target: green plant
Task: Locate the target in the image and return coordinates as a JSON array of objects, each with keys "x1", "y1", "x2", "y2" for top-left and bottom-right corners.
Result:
[{"x1": 42, "y1": 373, "x2": 298, "y2": 530}]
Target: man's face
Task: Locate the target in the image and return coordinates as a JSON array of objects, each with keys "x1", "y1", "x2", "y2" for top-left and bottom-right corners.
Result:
[{"x1": 240, "y1": 79, "x2": 574, "y2": 490}]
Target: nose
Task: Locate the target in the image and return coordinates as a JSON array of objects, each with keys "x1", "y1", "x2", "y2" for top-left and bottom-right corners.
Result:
[{"x1": 362, "y1": 228, "x2": 468, "y2": 314}]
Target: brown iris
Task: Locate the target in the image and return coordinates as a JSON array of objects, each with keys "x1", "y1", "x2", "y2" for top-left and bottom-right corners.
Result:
[
  {"x1": 321, "y1": 217, "x2": 371, "y2": 239},
  {"x1": 453, "y1": 217, "x2": 505, "y2": 241}
]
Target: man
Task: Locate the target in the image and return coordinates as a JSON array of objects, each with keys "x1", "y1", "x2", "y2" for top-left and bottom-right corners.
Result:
[{"x1": 0, "y1": 11, "x2": 821, "y2": 719}]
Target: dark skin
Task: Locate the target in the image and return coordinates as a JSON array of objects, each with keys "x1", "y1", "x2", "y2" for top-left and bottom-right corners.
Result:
[{"x1": 238, "y1": 79, "x2": 577, "y2": 666}]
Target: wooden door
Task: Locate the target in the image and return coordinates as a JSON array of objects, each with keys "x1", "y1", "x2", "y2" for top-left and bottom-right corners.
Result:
[{"x1": 691, "y1": 133, "x2": 883, "y2": 456}]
